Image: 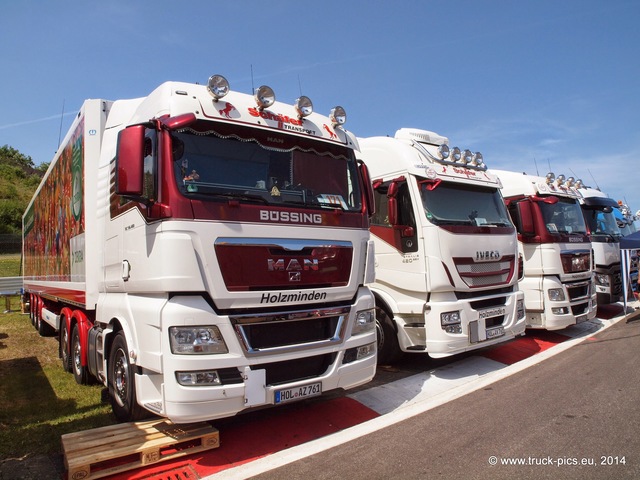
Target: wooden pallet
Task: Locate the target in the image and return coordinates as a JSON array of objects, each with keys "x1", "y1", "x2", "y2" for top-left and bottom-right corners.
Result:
[{"x1": 61, "y1": 419, "x2": 219, "y2": 480}]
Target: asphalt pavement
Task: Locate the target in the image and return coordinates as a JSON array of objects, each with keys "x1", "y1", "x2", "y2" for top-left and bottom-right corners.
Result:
[{"x1": 244, "y1": 308, "x2": 640, "y2": 480}]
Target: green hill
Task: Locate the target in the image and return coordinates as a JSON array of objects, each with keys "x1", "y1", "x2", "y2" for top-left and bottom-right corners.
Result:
[{"x1": 0, "y1": 145, "x2": 46, "y2": 234}]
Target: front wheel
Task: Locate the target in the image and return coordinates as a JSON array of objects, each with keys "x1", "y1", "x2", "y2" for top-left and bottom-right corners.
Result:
[
  {"x1": 108, "y1": 332, "x2": 149, "y2": 422},
  {"x1": 375, "y1": 306, "x2": 403, "y2": 365}
]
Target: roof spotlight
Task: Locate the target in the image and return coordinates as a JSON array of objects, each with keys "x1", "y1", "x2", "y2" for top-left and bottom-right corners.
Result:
[
  {"x1": 254, "y1": 85, "x2": 276, "y2": 110},
  {"x1": 462, "y1": 149, "x2": 473, "y2": 165},
  {"x1": 207, "y1": 74, "x2": 230, "y2": 100},
  {"x1": 556, "y1": 174, "x2": 565, "y2": 186},
  {"x1": 295, "y1": 96, "x2": 313, "y2": 118},
  {"x1": 473, "y1": 152, "x2": 483, "y2": 167},
  {"x1": 330, "y1": 106, "x2": 347, "y2": 126},
  {"x1": 546, "y1": 172, "x2": 555, "y2": 184},
  {"x1": 451, "y1": 147, "x2": 461, "y2": 162},
  {"x1": 438, "y1": 144, "x2": 450, "y2": 160}
]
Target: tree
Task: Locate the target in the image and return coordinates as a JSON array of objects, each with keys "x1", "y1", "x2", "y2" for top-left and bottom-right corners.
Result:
[{"x1": 0, "y1": 145, "x2": 35, "y2": 171}]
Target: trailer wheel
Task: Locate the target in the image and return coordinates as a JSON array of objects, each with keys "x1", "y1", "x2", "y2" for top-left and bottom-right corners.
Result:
[
  {"x1": 71, "y1": 324, "x2": 90, "y2": 384},
  {"x1": 108, "y1": 332, "x2": 149, "y2": 422},
  {"x1": 60, "y1": 321, "x2": 72, "y2": 372},
  {"x1": 375, "y1": 306, "x2": 403, "y2": 365},
  {"x1": 30, "y1": 295, "x2": 36, "y2": 327}
]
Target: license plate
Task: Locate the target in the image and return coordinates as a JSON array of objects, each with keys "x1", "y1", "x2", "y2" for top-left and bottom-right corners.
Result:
[
  {"x1": 275, "y1": 382, "x2": 322, "y2": 404},
  {"x1": 486, "y1": 326, "x2": 505, "y2": 339}
]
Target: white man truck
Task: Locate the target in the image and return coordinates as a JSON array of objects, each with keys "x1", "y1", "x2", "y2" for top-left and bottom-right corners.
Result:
[
  {"x1": 493, "y1": 170, "x2": 597, "y2": 330},
  {"x1": 357, "y1": 129, "x2": 526, "y2": 363},
  {"x1": 577, "y1": 186, "x2": 623, "y2": 305},
  {"x1": 22, "y1": 74, "x2": 377, "y2": 423}
]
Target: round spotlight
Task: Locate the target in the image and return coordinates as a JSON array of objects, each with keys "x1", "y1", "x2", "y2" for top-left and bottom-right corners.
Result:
[
  {"x1": 295, "y1": 96, "x2": 313, "y2": 118},
  {"x1": 451, "y1": 147, "x2": 461, "y2": 162},
  {"x1": 473, "y1": 152, "x2": 483, "y2": 166},
  {"x1": 255, "y1": 85, "x2": 276, "y2": 109},
  {"x1": 462, "y1": 149, "x2": 473, "y2": 165},
  {"x1": 330, "y1": 106, "x2": 347, "y2": 126},
  {"x1": 556, "y1": 174, "x2": 565, "y2": 185},
  {"x1": 438, "y1": 144, "x2": 450, "y2": 160},
  {"x1": 546, "y1": 172, "x2": 555, "y2": 184},
  {"x1": 207, "y1": 74, "x2": 230, "y2": 100},
  {"x1": 575, "y1": 179, "x2": 584, "y2": 189},
  {"x1": 566, "y1": 176, "x2": 575, "y2": 187}
]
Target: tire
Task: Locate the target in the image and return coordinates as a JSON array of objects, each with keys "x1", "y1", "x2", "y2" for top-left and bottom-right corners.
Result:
[
  {"x1": 108, "y1": 332, "x2": 149, "y2": 422},
  {"x1": 60, "y1": 320, "x2": 72, "y2": 372},
  {"x1": 71, "y1": 324, "x2": 90, "y2": 384},
  {"x1": 375, "y1": 306, "x2": 403, "y2": 365},
  {"x1": 30, "y1": 295, "x2": 36, "y2": 327}
]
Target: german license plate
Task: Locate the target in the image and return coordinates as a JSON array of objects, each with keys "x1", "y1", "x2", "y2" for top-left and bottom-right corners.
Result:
[
  {"x1": 275, "y1": 382, "x2": 322, "y2": 404},
  {"x1": 486, "y1": 326, "x2": 505, "y2": 339}
]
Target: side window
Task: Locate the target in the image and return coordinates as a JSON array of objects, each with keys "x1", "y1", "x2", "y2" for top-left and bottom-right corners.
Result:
[
  {"x1": 397, "y1": 183, "x2": 416, "y2": 229},
  {"x1": 371, "y1": 186, "x2": 390, "y2": 227},
  {"x1": 142, "y1": 133, "x2": 156, "y2": 201}
]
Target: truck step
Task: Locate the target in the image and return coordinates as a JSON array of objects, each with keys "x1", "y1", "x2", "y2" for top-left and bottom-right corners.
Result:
[{"x1": 61, "y1": 418, "x2": 219, "y2": 479}]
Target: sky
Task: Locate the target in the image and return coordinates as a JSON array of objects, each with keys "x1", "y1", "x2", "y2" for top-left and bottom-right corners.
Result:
[{"x1": 1, "y1": 0, "x2": 639, "y2": 217}]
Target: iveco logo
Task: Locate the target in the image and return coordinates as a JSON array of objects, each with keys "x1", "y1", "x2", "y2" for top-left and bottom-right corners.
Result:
[{"x1": 476, "y1": 250, "x2": 501, "y2": 261}]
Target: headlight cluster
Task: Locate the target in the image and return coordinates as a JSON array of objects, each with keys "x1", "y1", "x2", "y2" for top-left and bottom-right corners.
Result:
[
  {"x1": 436, "y1": 144, "x2": 485, "y2": 170},
  {"x1": 441, "y1": 310, "x2": 462, "y2": 334},
  {"x1": 206, "y1": 74, "x2": 346, "y2": 125},
  {"x1": 352, "y1": 309, "x2": 375, "y2": 335},
  {"x1": 545, "y1": 172, "x2": 584, "y2": 189},
  {"x1": 595, "y1": 273, "x2": 610, "y2": 286},
  {"x1": 548, "y1": 288, "x2": 566, "y2": 302},
  {"x1": 169, "y1": 326, "x2": 228, "y2": 354}
]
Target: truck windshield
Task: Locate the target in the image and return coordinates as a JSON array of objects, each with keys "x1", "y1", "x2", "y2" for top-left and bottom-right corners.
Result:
[
  {"x1": 583, "y1": 208, "x2": 621, "y2": 240},
  {"x1": 539, "y1": 197, "x2": 587, "y2": 235},
  {"x1": 419, "y1": 180, "x2": 512, "y2": 227},
  {"x1": 171, "y1": 125, "x2": 361, "y2": 211}
]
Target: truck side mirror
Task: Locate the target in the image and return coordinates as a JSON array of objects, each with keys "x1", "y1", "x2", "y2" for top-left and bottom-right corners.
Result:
[
  {"x1": 517, "y1": 200, "x2": 535, "y2": 235},
  {"x1": 358, "y1": 160, "x2": 375, "y2": 217},
  {"x1": 115, "y1": 125, "x2": 146, "y2": 196}
]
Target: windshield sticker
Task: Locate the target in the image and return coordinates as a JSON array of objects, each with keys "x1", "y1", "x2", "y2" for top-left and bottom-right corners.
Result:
[{"x1": 317, "y1": 194, "x2": 348, "y2": 209}]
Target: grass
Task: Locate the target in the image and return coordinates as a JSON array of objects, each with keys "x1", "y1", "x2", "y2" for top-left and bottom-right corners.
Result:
[
  {"x1": 0, "y1": 254, "x2": 117, "y2": 459},
  {"x1": 0, "y1": 253, "x2": 21, "y2": 277}
]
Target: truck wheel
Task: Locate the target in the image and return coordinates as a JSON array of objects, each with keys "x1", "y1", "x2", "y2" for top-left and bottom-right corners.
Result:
[
  {"x1": 71, "y1": 324, "x2": 90, "y2": 384},
  {"x1": 375, "y1": 306, "x2": 403, "y2": 365},
  {"x1": 108, "y1": 332, "x2": 149, "y2": 422},
  {"x1": 60, "y1": 321, "x2": 72, "y2": 372}
]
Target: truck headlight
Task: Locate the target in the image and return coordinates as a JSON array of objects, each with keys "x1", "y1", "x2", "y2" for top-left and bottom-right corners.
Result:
[
  {"x1": 441, "y1": 310, "x2": 461, "y2": 326},
  {"x1": 176, "y1": 370, "x2": 222, "y2": 386},
  {"x1": 594, "y1": 274, "x2": 609, "y2": 286},
  {"x1": 548, "y1": 288, "x2": 565, "y2": 302},
  {"x1": 516, "y1": 299, "x2": 525, "y2": 319},
  {"x1": 169, "y1": 326, "x2": 228, "y2": 354},
  {"x1": 352, "y1": 309, "x2": 375, "y2": 335}
]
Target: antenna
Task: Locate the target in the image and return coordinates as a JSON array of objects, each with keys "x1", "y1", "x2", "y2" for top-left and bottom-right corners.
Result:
[
  {"x1": 57, "y1": 99, "x2": 65, "y2": 151},
  {"x1": 250, "y1": 64, "x2": 255, "y2": 94},
  {"x1": 587, "y1": 168, "x2": 600, "y2": 190},
  {"x1": 297, "y1": 75, "x2": 303, "y2": 97},
  {"x1": 547, "y1": 158, "x2": 551, "y2": 173},
  {"x1": 533, "y1": 157, "x2": 539, "y2": 176}
]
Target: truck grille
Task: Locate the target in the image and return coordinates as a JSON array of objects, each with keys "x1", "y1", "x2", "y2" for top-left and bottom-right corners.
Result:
[
  {"x1": 230, "y1": 306, "x2": 349, "y2": 356},
  {"x1": 566, "y1": 280, "x2": 591, "y2": 301},
  {"x1": 453, "y1": 255, "x2": 515, "y2": 288},
  {"x1": 253, "y1": 353, "x2": 337, "y2": 386}
]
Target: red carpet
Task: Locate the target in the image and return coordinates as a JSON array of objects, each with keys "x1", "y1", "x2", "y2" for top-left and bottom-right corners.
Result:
[
  {"x1": 481, "y1": 330, "x2": 570, "y2": 365},
  {"x1": 110, "y1": 396, "x2": 380, "y2": 479}
]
